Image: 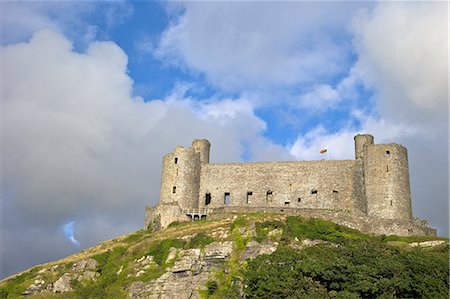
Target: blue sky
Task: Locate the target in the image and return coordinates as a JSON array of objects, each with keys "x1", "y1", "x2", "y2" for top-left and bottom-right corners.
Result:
[{"x1": 1, "y1": 1, "x2": 448, "y2": 278}]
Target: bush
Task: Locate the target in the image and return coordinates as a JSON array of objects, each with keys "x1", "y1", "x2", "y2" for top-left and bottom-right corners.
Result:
[
  {"x1": 186, "y1": 233, "x2": 214, "y2": 249},
  {"x1": 243, "y1": 239, "x2": 449, "y2": 298},
  {"x1": 147, "y1": 239, "x2": 185, "y2": 266},
  {"x1": 283, "y1": 216, "x2": 368, "y2": 243},
  {"x1": 255, "y1": 220, "x2": 285, "y2": 242}
]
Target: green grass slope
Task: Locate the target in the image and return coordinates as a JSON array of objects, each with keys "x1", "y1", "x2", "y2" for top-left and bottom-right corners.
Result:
[{"x1": 0, "y1": 214, "x2": 448, "y2": 299}]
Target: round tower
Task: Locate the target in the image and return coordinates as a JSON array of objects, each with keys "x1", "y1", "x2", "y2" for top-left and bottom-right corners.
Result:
[
  {"x1": 192, "y1": 139, "x2": 211, "y2": 164},
  {"x1": 354, "y1": 134, "x2": 374, "y2": 160},
  {"x1": 364, "y1": 144, "x2": 412, "y2": 221},
  {"x1": 159, "y1": 146, "x2": 201, "y2": 210}
]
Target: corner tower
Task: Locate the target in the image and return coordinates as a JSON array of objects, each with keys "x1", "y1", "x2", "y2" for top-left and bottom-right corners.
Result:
[
  {"x1": 363, "y1": 142, "x2": 413, "y2": 221},
  {"x1": 159, "y1": 141, "x2": 207, "y2": 211}
]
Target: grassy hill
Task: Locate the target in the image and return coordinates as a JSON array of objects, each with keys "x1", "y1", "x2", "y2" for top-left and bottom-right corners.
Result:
[{"x1": 0, "y1": 213, "x2": 448, "y2": 298}]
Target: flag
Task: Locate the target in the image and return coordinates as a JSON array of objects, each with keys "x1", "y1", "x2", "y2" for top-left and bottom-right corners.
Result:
[{"x1": 320, "y1": 148, "x2": 328, "y2": 154}]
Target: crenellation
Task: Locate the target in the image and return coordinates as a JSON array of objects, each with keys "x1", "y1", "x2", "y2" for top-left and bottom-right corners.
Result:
[{"x1": 145, "y1": 134, "x2": 435, "y2": 236}]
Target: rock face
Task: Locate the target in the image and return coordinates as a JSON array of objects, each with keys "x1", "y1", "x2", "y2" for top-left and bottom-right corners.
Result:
[
  {"x1": 127, "y1": 241, "x2": 237, "y2": 299},
  {"x1": 53, "y1": 273, "x2": 73, "y2": 293},
  {"x1": 22, "y1": 258, "x2": 101, "y2": 295}
]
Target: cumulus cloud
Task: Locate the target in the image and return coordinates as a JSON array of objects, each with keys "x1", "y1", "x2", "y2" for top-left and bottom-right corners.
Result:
[
  {"x1": 0, "y1": 1, "x2": 132, "y2": 46},
  {"x1": 156, "y1": 2, "x2": 367, "y2": 92},
  {"x1": 0, "y1": 29, "x2": 285, "y2": 278},
  {"x1": 299, "y1": 84, "x2": 342, "y2": 112},
  {"x1": 352, "y1": 2, "x2": 448, "y2": 128}
]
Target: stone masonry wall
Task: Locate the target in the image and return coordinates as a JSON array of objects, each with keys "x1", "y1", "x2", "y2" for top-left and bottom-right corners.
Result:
[
  {"x1": 198, "y1": 160, "x2": 364, "y2": 213},
  {"x1": 365, "y1": 144, "x2": 412, "y2": 221}
]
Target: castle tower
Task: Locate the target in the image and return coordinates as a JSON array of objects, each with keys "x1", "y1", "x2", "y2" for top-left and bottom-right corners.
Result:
[
  {"x1": 363, "y1": 143, "x2": 413, "y2": 221},
  {"x1": 354, "y1": 134, "x2": 374, "y2": 160},
  {"x1": 159, "y1": 144, "x2": 203, "y2": 210},
  {"x1": 192, "y1": 139, "x2": 211, "y2": 164}
]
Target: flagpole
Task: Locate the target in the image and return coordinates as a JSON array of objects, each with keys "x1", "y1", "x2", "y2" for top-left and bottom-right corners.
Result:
[{"x1": 327, "y1": 150, "x2": 329, "y2": 160}]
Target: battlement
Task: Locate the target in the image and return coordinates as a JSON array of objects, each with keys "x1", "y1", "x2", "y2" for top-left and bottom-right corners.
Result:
[{"x1": 145, "y1": 134, "x2": 435, "y2": 236}]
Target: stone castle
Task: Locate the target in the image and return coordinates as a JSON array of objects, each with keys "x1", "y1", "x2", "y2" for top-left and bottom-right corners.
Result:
[{"x1": 145, "y1": 134, "x2": 435, "y2": 236}]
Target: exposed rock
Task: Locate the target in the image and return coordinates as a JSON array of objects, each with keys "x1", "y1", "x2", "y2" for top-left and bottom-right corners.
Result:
[
  {"x1": 166, "y1": 247, "x2": 179, "y2": 263},
  {"x1": 72, "y1": 258, "x2": 98, "y2": 272},
  {"x1": 80, "y1": 270, "x2": 99, "y2": 281},
  {"x1": 171, "y1": 249, "x2": 201, "y2": 273},
  {"x1": 117, "y1": 265, "x2": 124, "y2": 275},
  {"x1": 242, "y1": 240, "x2": 278, "y2": 260},
  {"x1": 53, "y1": 273, "x2": 73, "y2": 293},
  {"x1": 409, "y1": 240, "x2": 446, "y2": 247},
  {"x1": 22, "y1": 277, "x2": 46, "y2": 295},
  {"x1": 267, "y1": 228, "x2": 283, "y2": 239},
  {"x1": 50, "y1": 265, "x2": 59, "y2": 272},
  {"x1": 301, "y1": 239, "x2": 326, "y2": 247}
]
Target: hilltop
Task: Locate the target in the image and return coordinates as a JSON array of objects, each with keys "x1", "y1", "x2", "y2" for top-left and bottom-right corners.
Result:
[{"x1": 0, "y1": 213, "x2": 448, "y2": 298}]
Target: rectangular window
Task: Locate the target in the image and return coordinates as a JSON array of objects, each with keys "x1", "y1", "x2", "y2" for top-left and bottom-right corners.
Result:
[
  {"x1": 386, "y1": 165, "x2": 389, "y2": 172},
  {"x1": 266, "y1": 191, "x2": 273, "y2": 202},
  {"x1": 172, "y1": 186, "x2": 176, "y2": 193},
  {"x1": 311, "y1": 190, "x2": 318, "y2": 195},
  {"x1": 174, "y1": 157, "x2": 178, "y2": 164},
  {"x1": 297, "y1": 198, "x2": 301, "y2": 203},
  {"x1": 224, "y1": 192, "x2": 230, "y2": 205},
  {"x1": 332, "y1": 190, "x2": 338, "y2": 200},
  {"x1": 386, "y1": 151, "x2": 390, "y2": 156},
  {"x1": 247, "y1": 192, "x2": 253, "y2": 204},
  {"x1": 205, "y1": 193, "x2": 211, "y2": 206},
  {"x1": 284, "y1": 201, "x2": 290, "y2": 207}
]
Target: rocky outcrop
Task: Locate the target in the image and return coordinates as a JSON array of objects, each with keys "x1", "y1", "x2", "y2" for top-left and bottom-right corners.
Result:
[
  {"x1": 22, "y1": 258, "x2": 100, "y2": 295},
  {"x1": 127, "y1": 240, "x2": 264, "y2": 299}
]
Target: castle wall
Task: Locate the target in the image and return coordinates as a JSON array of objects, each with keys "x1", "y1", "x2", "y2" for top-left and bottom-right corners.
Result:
[
  {"x1": 198, "y1": 160, "x2": 363, "y2": 212},
  {"x1": 146, "y1": 134, "x2": 435, "y2": 236},
  {"x1": 364, "y1": 144, "x2": 412, "y2": 221}
]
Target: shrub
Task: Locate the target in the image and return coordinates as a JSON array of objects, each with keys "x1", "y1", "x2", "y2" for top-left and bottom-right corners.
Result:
[
  {"x1": 243, "y1": 239, "x2": 449, "y2": 298},
  {"x1": 255, "y1": 220, "x2": 285, "y2": 242},
  {"x1": 186, "y1": 233, "x2": 214, "y2": 249},
  {"x1": 147, "y1": 239, "x2": 185, "y2": 266}
]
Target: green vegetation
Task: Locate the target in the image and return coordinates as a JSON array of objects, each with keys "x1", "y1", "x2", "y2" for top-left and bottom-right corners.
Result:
[
  {"x1": 255, "y1": 220, "x2": 284, "y2": 242},
  {"x1": 147, "y1": 238, "x2": 185, "y2": 266},
  {"x1": 201, "y1": 217, "x2": 251, "y2": 298},
  {"x1": 0, "y1": 215, "x2": 448, "y2": 299},
  {"x1": 0, "y1": 267, "x2": 41, "y2": 298},
  {"x1": 244, "y1": 240, "x2": 448, "y2": 298},
  {"x1": 283, "y1": 216, "x2": 370, "y2": 243},
  {"x1": 73, "y1": 246, "x2": 128, "y2": 298},
  {"x1": 186, "y1": 233, "x2": 215, "y2": 249}
]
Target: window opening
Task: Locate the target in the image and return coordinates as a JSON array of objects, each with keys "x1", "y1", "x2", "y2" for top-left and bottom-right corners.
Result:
[
  {"x1": 247, "y1": 192, "x2": 253, "y2": 204},
  {"x1": 386, "y1": 165, "x2": 389, "y2": 172},
  {"x1": 386, "y1": 151, "x2": 390, "y2": 156},
  {"x1": 284, "y1": 201, "x2": 290, "y2": 207},
  {"x1": 297, "y1": 198, "x2": 302, "y2": 203},
  {"x1": 205, "y1": 193, "x2": 211, "y2": 206},
  {"x1": 311, "y1": 190, "x2": 318, "y2": 195},
  {"x1": 172, "y1": 186, "x2": 176, "y2": 193},
  {"x1": 332, "y1": 190, "x2": 338, "y2": 200},
  {"x1": 266, "y1": 190, "x2": 273, "y2": 202},
  {"x1": 174, "y1": 157, "x2": 178, "y2": 164},
  {"x1": 390, "y1": 200, "x2": 393, "y2": 206},
  {"x1": 224, "y1": 192, "x2": 230, "y2": 205}
]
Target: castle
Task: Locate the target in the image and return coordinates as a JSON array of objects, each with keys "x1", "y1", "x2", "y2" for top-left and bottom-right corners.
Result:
[{"x1": 145, "y1": 134, "x2": 435, "y2": 236}]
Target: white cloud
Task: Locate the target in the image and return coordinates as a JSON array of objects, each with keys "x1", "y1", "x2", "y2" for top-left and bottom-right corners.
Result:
[
  {"x1": 156, "y1": 2, "x2": 366, "y2": 92},
  {"x1": 352, "y1": 2, "x2": 448, "y2": 127},
  {"x1": 1, "y1": 29, "x2": 291, "y2": 278},
  {"x1": 299, "y1": 84, "x2": 342, "y2": 112}
]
